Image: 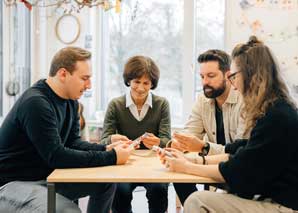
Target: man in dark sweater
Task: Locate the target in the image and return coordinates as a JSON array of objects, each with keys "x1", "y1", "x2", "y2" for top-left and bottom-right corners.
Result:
[{"x1": 0, "y1": 47, "x2": 131, "y2": 213}]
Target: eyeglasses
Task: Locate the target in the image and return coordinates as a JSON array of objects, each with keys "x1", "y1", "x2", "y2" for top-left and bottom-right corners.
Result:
[{"x1": 228, "y1": 71, "x2": 241, "y2": 84}]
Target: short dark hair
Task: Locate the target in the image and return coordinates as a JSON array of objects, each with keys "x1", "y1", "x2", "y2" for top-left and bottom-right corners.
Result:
[
  {"x1": 197, "y1": 49, "x2": 231, "y2": 73},
  {"x1": 123, "y1": 55, "x2": 160, "y2": 89},
  {"x1": 49, "y1": 47, "x2": 91, "y2": 77}
]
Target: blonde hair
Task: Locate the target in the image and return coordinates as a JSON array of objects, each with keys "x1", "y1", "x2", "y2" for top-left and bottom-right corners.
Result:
[{"x1": 232, "y1": 36, "x2": 295, "y2": 134}]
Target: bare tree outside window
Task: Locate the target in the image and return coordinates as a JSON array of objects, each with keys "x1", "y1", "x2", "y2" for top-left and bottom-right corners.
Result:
[
  {"x1": 12, "y1": 5, "x2": 31, "y2": 101},
  {"x1": 195, "y1": 0, "x2": 225, "y2": 95},
  {"x1": 0, "y1": 4, "x2": 31, "y2": 117}
]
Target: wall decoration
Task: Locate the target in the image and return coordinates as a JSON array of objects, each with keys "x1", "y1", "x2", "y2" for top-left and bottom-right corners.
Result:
[
  {"x1": 229, "y1": 0, "x2": 298, "y2": 102},
  {"x1": 55, "y1": 14, "x2": 81, "y2": 44}
]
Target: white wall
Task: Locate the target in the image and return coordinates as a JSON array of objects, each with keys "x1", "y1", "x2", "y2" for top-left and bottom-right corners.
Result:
[
  {"x1": 32, "y1": 8, "x2": 92, "y2": 81},
  {"x1": 31, "y1": 7, "x2": 102, "y2": 119},
  {"x1": 226, "y1": 0, "x2": 298, "y2": 102}
]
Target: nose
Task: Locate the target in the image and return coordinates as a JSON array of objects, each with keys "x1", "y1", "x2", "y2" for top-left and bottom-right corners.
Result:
[
  {"x1": 136, "y1": 84, "x2": 145, "y2": 93},
  {"x1": 85, "y1": 79, "x2": 92, "y2": 89},
  {"x1": 202, "y1": 77, "x2": 209, "y2": 86}
]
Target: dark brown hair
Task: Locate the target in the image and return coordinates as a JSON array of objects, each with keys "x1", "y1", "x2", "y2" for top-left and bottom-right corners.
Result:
[
  {"x1": 78, "y1": 102, "x2": 86, "y2": 130},
  {"x1": 198, "y1": 49, "x2": 231, "y2": 73},
  {"x1": 49, "y1": 47, "x2": 91, "y2": 77},
  {"x1": 123, "y1": 55, "x2": 160, "y2": 89}
]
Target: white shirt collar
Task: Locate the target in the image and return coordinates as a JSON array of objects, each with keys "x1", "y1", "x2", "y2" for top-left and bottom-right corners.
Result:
[{"x1": 126, "y1": 92, "x2": 153, "y2": 108}]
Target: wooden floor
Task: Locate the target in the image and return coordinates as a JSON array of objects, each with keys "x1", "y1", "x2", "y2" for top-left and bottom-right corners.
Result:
[{"x1": 79, "y1": 184, "x2": 204, "y2": 213}]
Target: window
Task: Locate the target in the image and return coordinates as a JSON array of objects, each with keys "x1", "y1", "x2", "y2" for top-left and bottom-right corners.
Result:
[
  {"x1": 82, "y1": 0, "x2": 225, "y2": 125},
  {"x1": 1, "y1": 4, "x2": 31, "y2": 116},
  {"x1": 103, "y1": 0, "x2": 184, "y2": 124},
  {"x1": 11, "y1": 5, "x2": 31, "y2": 100},
  {"x1": 0, "y1": 2, "x2": 3, "y2": 117},
  {"x1": 194, "y1": 0, "x2": 225, "y2": 95}
]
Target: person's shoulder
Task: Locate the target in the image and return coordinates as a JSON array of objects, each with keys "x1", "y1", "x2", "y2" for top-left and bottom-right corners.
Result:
[
  {"x1": 196, "y1": 92, "x2": 208, "y2": 102},
  {"x1": 107, "y1": 95, "x2": 126, "y2": 108},
  {"x1": 152, "y1": 94, "x2": 169, "y2": 106},
  {"x1": 15, "y1": 90, "x2": 52, "y2": 120},
  {"x1": 20, "y1": 86, "x2": 50, "y2": 107},
  {"x1": 257, "y1": 99, "x2": 298, "y2": 131},
  {"x1": 20, "y1": 79, "x2": 51, "y2": 103},
  {"x1": 268, "y1": 99, "x2": 298, "y2": 122},
  {"x1": 192, "y1": 92, "x2": 211, "y2": 107},
  {"x1": 152, "y1": 94, "x2": 168, "y2": 102},
  {"x1": 21, "y1": 94, "x2": 51, "y2": 111}
]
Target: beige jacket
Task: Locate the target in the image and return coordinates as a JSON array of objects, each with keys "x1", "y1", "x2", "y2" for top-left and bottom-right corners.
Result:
[{"x1": 184, "y1": 88, "x2": 247, "y2": 155}]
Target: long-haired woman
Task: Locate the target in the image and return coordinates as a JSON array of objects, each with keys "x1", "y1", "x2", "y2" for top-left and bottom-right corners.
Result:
[{"x1": 159, "y1": 36, "x2": 298, "y2": 212}]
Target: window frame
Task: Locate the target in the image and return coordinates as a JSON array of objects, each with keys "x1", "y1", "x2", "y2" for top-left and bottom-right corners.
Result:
[
  {"x1": 0, "y1": 2, "x2": 3, "y2": 117},
  {"x1": 194, "y1": 0, "x2": 227, "y2": 97},
  {"x1": 1, "y1": 0, "x2": 226, "y2": 126},
  {"x1": 95, "y1": 0, "x2": 226, "y2": 125},
  {"x1": 1, "y1": 3, "x2": 31, "y2": 120}
]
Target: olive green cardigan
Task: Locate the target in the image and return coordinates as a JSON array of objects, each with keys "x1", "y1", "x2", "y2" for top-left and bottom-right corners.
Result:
[{"x1": 101, "y1": 94, "x2": 171, "y2": 148}]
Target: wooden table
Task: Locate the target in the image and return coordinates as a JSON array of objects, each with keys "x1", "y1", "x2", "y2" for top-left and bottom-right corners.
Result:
[{"x1": 47, "y1": 150, "x2": 217, "y2": 212}]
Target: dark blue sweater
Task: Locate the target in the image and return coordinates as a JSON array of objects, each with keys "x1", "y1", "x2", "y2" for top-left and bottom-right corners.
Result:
[
  {"x1": 220, "y1": 100, "x2": 298, "y2": 210},
  {"x1": 0, "y1": 80, "x2": 116, "y2": 185}
]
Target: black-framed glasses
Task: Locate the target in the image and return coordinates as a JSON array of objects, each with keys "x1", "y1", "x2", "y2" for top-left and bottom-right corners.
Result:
[{"x1": 228, "y1": 71, "x2": 241, "y2": 84}]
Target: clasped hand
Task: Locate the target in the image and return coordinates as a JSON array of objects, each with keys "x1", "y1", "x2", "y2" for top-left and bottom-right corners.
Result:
[
  {"x1": 171, "y1": 132, "x2": 204, "y2": 152},
  {"x1": 156, "y1": 148, "x2": 190, "y2": 173},
  {"x1": 106, "y1": 140, "x2": 134, "y2": 165}
]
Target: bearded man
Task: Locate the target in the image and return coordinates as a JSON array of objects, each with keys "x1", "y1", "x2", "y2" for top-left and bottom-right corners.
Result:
[{"x1": 170, "y1": 49, "x2": 248, "y2": 205}]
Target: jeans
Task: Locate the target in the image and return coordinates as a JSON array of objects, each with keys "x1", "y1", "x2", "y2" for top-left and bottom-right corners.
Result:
[
  {"x1": 112, "y1": 183, "x2": 168, "y2": 213},
  {"x1": 0, "y1": 180, "x2": 116, "y2": 213}
]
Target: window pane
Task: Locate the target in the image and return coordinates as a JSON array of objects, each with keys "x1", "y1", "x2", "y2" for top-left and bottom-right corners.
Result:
[
  {"x1": 105, "y1": 0, "x2": 184, "y2": 124},
  {"x1": 0, "y1": 2, "x2": 3, "y2": 116},
  {"x1": 12, "y1": 5, "x2": 31, "y2": 99},
  {"x1": 195, "y1": 0, "x2": 225, "y2": 95}
]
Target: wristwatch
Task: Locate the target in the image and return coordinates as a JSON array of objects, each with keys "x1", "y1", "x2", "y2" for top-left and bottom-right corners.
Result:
[
  {"x1": 198, "y1": 142, "x2": 210, "y2": 165},
  {"x1": 200, "y1": 142, "x2": 210, "y2": 156}
]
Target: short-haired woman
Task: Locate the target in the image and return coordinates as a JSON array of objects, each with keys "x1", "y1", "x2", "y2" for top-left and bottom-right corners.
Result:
[{"x1": 101, "y1": 55, "x2": 171, "y2": 213}]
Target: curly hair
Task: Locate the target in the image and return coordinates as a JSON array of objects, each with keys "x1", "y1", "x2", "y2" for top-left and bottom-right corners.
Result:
[{"x1": 232, "y1": 36, "x2": 296, "y2": 134}]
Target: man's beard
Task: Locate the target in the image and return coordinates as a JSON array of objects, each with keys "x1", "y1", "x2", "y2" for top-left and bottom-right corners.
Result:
[{"x1": 203, "y1": 81, "x2": 226, "y2": 99}]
